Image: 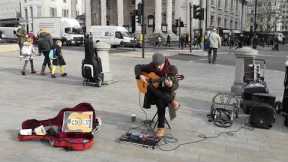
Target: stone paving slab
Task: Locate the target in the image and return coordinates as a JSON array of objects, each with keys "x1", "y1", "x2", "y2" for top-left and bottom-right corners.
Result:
[{"x1": 0, "y1": 49, "x2": 287, "y2": 162}]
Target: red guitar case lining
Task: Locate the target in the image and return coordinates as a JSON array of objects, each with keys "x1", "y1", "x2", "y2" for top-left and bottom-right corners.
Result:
[{"x1": 17, "y1": 103, "x2": 99, "y2": 151}]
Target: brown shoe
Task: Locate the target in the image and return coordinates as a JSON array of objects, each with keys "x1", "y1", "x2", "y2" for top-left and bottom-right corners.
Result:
[
  {"x1": 169, "y1": 100, "x2": 181, "y2": 111},
  {"x1": 156, "y1": 128, "x2": 165, "y2": 138}
]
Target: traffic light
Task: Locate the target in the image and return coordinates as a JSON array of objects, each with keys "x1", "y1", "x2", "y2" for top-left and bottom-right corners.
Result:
[
  {"x1": 135, "y1": 3, "x2": 143, "y2": 24},
  {"x1": 136, "y1": 15, "x2": 142, "y2": 24},
  {"x1": 175, "y1": 19, "x2": 179, "y2": 27},
  {"x1": 193, "y1": 5, "x2": 204, "y2": 20},
  {"x1": 180, "y1": 21, "x2": 184, "y2": 27},
  {"x1": 137, "y1": 3, "x2": 143, "y2": 16},
  {"x1": 199, "y1": 8, "x2": 204, "y2": 20}
]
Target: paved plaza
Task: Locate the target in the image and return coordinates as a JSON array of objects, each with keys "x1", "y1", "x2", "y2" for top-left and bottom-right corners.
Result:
[{"x1": 0, "y1": 45, "x2": 288, "y2": 162}]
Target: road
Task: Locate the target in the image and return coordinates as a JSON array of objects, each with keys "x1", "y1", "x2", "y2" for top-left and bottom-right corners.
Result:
[{"x1": 65, "y1": 44, "x2": 288, "y2": 71}]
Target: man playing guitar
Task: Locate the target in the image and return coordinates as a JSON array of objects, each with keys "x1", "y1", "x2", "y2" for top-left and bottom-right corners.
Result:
[{"x1": 135, "y1": 53, "x2": 180, "y2": 138}]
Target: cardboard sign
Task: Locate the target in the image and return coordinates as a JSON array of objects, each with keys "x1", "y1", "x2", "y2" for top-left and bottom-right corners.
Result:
[{"x1": 62, "y1": 111, "x2": 93, "y2": 133}]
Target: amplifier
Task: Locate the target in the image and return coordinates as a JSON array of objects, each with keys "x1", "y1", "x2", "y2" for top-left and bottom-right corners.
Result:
[{"x1": 251, "y1": 93, "x2": 276, "y2": 107}]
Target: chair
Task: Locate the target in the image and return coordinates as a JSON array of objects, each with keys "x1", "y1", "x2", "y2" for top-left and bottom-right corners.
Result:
[{"x1": 151, "y1": 110, "x2": 172, "y2": 129}]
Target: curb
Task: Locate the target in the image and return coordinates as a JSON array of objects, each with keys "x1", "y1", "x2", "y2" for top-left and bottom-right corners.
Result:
[
  {"x1": 0, "y1": 44, "x2": 18, "y2": 53},
  {"x1": 179, "y1": 50, "x2": 208, "y2": 57}
]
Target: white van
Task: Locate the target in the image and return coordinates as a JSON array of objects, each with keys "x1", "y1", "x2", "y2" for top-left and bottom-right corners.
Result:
[
  {"x1": 33, "y1": 17, "x2": 84, "y2": 45},
  {"x1": 88, "y1": 26, "x2": 135, "y2": 47},
  {"x1": 0, "y1": 27, "x2": 17, "y2": 42}
]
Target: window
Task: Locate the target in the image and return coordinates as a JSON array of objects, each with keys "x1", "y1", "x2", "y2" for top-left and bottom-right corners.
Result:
[
  {"x1": 230, "y1": 20, "x2": 233, "y2": 29},
  {"x1": 25, "y1": 8, "x2": 28, "y2": 21},
  {"x1": 211, "y1": 0, "x2": 215, "y2": 6},
  {"x1": 235, "y1": 21, "x2": 238, "y2": 29},
  {"x1": 115, "y1": 31, "x2": 123, "y2": 39},
  {"x1": 218, "y1": 17, "x2": 222, "y2": 27},
  {"x1": 225, "y1": 0, "x2": 228, "y2": 9},
  {"x1": 30, "y1": 7, "x2": 33, "y2": 18},
  {"x1": 37, "y1": 7, "x2": 42, "y2": 17},
  {"x1": 231, "y1": 0, "x2": 234, "y2": 10},
  {"x1": 63, "y1": 0, "x2": 67, "y2": 3},
  {"x1": 224, "y1": 18, "x2": 227, "y2": 28},
  {"x1": 62, "y1": 9, "x2": 69, "y2": 17},
  {"x1": 218, "y1": 0, "x2": 222, "y2": 8},
  {"x1": 236, "y1": 0, "x2": 239, "y2": 14},
  {"x1": 65, "y1": 28, "x2": 71, "y2": 34},
  {"x1": 50, "y1": 7, "x2": 57, "y2": 17},
  {"x1": 210, "y1": 16, "x2": 215, "y2": 26}
]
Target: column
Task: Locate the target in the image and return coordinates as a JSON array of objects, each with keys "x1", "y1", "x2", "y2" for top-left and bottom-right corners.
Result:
[
  {"x1": 231, "y1": 47, "x2": 258, "y2": 96},
  {"x1": 101, "y1": 0, "x2": 107, "y2": 25},
  {"x1": 135, "y1": 0, "x2": 141, "y2": 33},
  {"x1": 166, "y1": 0, "x2": 173, "y2": 33},
  {"x1": 117, "y1": 0, "x2": 124, "y2": 26},
  {"x1": 85, "y1": 0, "x2": 91, "y2": 31},
  {"x1": 155, "y1": 0, "x2": 162, "y2": 33}
]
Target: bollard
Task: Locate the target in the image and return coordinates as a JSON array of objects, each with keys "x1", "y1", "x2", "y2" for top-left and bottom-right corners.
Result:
[
  {"x1": 231, "y1": 47, "x2": 258, "y2": 96},
  {"x1": 94, "y1": 41, "x2": 112, "y2": 84},
  {"x1": 283, "y1": 60, "x2": 288, "y2": 126}
]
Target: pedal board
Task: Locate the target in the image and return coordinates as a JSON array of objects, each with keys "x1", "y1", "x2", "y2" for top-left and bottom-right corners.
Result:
[{"x1": 119, "y1": 129, "x2": 160, "y2": 149}]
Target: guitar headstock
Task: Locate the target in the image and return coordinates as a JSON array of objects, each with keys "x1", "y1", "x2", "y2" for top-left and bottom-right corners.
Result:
[{"x1": 176, "y1": 74, "x2": 184, "y2": 81}]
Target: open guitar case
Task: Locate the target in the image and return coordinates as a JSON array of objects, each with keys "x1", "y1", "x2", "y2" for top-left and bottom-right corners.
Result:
[{"x1": 17, "y1": 103, "x2": 101, "y2": 151}]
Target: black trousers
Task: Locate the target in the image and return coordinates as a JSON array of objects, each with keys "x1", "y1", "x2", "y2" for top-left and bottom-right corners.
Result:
[
  {"x1": 208, "y1": 48, "x2": 218, "y2": 64},
  {"x1": 144, "y1": 86, "x2": 172, "y2": 128},
  {"x1": 42, "y1": 51, "x2": 51, "y2": 67},
  {"x1": 22, "y1": 59, "x2": 35, "y2": 72}
]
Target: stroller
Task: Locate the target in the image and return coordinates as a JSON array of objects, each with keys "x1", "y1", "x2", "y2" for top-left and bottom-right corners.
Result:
[{"x1": 82, "y1": 34, "x2": 104, "y2": 87}]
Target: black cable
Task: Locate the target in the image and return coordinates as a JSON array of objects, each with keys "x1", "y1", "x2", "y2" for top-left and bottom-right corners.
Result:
[{"x1": 158, "y1": 125, "x2": 253, "y2": 151}]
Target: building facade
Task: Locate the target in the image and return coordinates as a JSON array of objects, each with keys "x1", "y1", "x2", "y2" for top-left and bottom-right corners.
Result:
[
  {"x1": 207, "y1": 0, "x2": 249, "y2": 31},
  {"x1": 247, "y1": 0, "x2": 288, "y2": 32},
  {"x1": 20, "y1": 0, "x2": 85, "y2": 32},
  {"x1": 86, "y1": 0, "x2": 181, "y2": 34},
  {"x1": 86, "y1": 0, "x2": 249, "y2": 36}
]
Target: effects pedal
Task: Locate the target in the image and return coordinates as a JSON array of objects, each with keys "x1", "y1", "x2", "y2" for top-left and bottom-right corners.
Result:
[{"x1": 119, "y1": 129, "x2": 160, "y2": 149}]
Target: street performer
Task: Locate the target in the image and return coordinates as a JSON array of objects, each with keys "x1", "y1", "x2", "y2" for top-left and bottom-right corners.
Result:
[{"x1": 135, "y1": 53, "x2": 180, "y2": 138}]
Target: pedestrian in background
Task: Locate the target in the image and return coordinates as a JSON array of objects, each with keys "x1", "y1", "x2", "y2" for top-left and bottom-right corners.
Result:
[
  {"x1": 166, "y1": 34, "x2": 171, "y2": 47},
  {"x1": 15, "y1": 25, "x2": 27, "y2": 56},
  {"x1": 207, "y1": 28, "x2": 221, "y2": 64},
  {"x1": 37, "y1": 28, "x2": 53, "y2": 75}
]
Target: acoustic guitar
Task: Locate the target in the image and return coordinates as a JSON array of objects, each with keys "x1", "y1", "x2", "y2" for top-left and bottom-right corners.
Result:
[{"x1": 136, "y1": 72, "x2": 184, "y2": 94}]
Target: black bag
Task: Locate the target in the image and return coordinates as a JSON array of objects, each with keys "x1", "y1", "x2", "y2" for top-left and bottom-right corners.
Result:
[
  {"x1": 82, "y1": 34, "x2": 103, "y2": 87},
  {"x1": 251, "y1": 93, "x2": 275, "y2": 107},
  {"x1": 242, "y1": 82, "x2": 268, "y2": 100},
  {"x1": 249, "y1": 103, "x2": 275, "y2": 129}
]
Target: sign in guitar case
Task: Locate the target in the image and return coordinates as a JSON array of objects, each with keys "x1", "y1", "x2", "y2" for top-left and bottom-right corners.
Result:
[
  {"x1": 249, "y1": 103, "x2": 275, "y2": 129},
  {"x1": 17, "y1": 103, "x2": 101, "y2": 151}
]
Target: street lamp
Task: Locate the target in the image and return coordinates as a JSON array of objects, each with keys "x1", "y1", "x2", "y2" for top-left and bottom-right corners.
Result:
[{"x1": 254, "y1": 0, "x2": 257, "y2": 32}]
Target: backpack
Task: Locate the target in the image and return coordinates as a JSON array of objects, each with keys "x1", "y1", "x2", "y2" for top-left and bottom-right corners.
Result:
[
  {"x1": 18, "y1": 103, "x2": 101, "y2": 151},
  {"x1": 49, "y1": 49, "x2": 56, "y2": 60}
]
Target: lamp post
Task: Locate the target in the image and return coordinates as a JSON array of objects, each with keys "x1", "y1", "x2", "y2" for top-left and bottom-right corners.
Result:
[
  {"x1": 252, "y1": 0, "x2": 258, "y2": 49},
  {"x1": 254, "y1": 0, "x2": 257, "y2": 32}
]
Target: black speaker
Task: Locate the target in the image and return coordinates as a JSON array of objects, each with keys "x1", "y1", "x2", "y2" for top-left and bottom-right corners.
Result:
[
  {"x1": 251, "y1": 93, "x2": 276, "y2": 107},
  {"x1": 249, "y1": 103, "x2": 275, "y2": 129},
  {"x1": 242, "y1": 83, "x2": 268, "y2": 100}
]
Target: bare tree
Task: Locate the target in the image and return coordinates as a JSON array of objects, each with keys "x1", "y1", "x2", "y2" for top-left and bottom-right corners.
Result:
[{"x1": 257, "y1": 0, "x2": 281, "y2": 32}]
